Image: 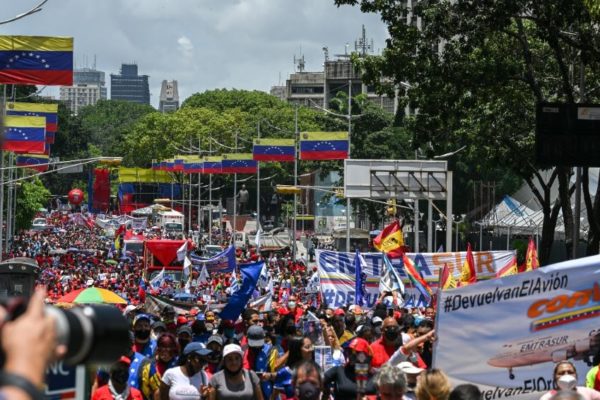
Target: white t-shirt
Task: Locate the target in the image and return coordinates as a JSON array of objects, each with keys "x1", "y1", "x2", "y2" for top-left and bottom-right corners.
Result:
[{"x1": 161, "y1": 366, "x2": 208, "y2": 400}]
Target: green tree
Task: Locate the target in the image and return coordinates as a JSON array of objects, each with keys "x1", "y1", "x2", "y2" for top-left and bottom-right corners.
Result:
[
  {"x1": 182, "y1": 89, "x2": 285, "y2": 113},
  {"x1": 335, "y1": 0, "x2": 599, "y2": 263},
  {"x1": 15, "y1": 177, "x2": 50, "y2": 231}
]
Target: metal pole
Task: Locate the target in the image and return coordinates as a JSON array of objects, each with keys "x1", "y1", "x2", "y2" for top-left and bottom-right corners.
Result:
[
  {"x1": 480, "y1": 223, "x2": 483, "y2": 251},
  {"x1": 187, "y1": 173, "x2": 192, "y2": 234},
  {"x1": 197, "y1": 137, "x2": 202, "y2": 234},
  {"x1": 427, "y1": 199, "x2": 432, "y2": 252},
  {"x1": 6, "y1": 153, "x2": 13, "y2": 250},
  {"x1": 208, "y1": 138, "x2": 213, "y2": 245},
  {"x1": 232, "y1": 132, "x2": 238, "y2": 248},
  {"x1": 507, "y1": 226, "x2": 511, "y2": 250},
  {"x1": 346, "y1": 79, "x2": 352, "y2": 252},
  {"x1": 573, "y1": 60, "x2": 585, "y2": 259},
  {"x1": 293, "y1": 107, "x2": 298, "y2": 260},
  {"x1": 0, "y1": 84, "x2": 6, "y2": 260},
  {"x1": 445, "y1": 171, "x2": 453, "y2": 252},
  {"x1": 256, "y1": 122, "x2": 261, "y2": 231},
  {"x1": 414, "y1": 199, "x2": 420, "y2": 252}
]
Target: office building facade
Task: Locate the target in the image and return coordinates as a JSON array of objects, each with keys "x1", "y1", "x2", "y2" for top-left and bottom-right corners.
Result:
[
  {"x1": 110, "y1": 63, "x2": 150, "y2": 105},
  {"x1": 59, "y1": 84, "x2": 103, "y2": 115}
]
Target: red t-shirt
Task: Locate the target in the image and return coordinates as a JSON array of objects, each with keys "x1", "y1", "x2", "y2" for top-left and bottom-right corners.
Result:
[
  {"x1": 370, "y1": 337, "x2": 397, "y2": 368},
  {"x1": 91, "y1": 384, "x2": 143, "y2": 400}
]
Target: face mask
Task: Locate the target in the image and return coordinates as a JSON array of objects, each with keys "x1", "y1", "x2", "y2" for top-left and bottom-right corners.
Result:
[
  {"x1": 384, "y1": 329, "x2": 400, "y2": 342},
  {"x1": 557, "y1": 374, "x2": 577, "y2": 390},
  {"x1": 207, "y1": 353, "x2": 221, "y2": 364},
  {"x1": 288, "y1": 301, "x2": 296, "y2": 309},
  {"x1": 134, "y1": 330, "x2": 151, "y2": 340},
  {"x1": 297, "y1": 381, "x2": 320, "y2": 400},
  {"x1": 111, "y1": 370, "x2": 129, "y2": 386}
]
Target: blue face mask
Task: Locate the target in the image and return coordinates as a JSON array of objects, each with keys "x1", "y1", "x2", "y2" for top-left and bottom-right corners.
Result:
[{"x1": 224, "y1": 328, "x2": 235, "y2": 338}]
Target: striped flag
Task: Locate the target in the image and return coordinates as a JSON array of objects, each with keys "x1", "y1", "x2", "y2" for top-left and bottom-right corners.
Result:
[
  {"x1": 3, "y1": 115, "x2": 46, "y2": 154},
  {"x1": 402, "y1": 253, "x2": 433, "y2": 305},
  {"x1": 299, "y1": 131, "x2": 349, "y2": 160},
  {"x1": 16, "y1": 153, "x2": 49, "y2": 172},
  {"x1": 202, "y1": 156, "x2": 222, "y2": 174},
  {"x1": 253, "y1": 138, "x2": 295, "y2": 162},
  {"x1": 459, "y1": 243, "x2": 477, "y2": 285},
  {"x1": 6, "y1": 102, "x2": 58, "y2": 144},
  {"x1": 525, "y1": 238, "x2": 539, "y2": 271},
  {"x1": 222, "y1": 153, "x2": 258, "y2": 174}
]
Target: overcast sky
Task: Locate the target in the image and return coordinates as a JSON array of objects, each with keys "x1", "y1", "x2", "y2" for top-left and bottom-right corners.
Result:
[{"x1": 1, "y1": 0, "x2": 388, "y2": 108}]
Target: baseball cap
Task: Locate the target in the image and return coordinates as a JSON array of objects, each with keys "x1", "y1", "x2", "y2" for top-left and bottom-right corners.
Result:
[
  {"x1": 222, "y1": 344, "x2": 244, "y2": 359},
  {"x1": 133, "y1": 314, "x2": 152, "y2": 326},
  {"x1": 247, "y1": 325, "x2": 265, "y2": 348},
  {"x1": 152, "y1": 321, "x2": 167, "y2": 331},
  {"x1": 397, "y1": 361, "x2": 424, "y2": 375},
  {"x1": 372, "y1": 316, "x2": 383, "y2": 325},
  {"x1": 183, "y1": 342, "x2": 212, "y2": 357},
  {"x1": 177, "y1": 326, "x2": 193, "y2": 336},
  {"x1": 207, "y1": 335, "x2": 224, "y2": 347},
  {"x1": 123, "y1": 304, "x2": 136, "y2": 316},
  {"x1": 334, "y1": 308, "x2": 346, "y2": 316}
]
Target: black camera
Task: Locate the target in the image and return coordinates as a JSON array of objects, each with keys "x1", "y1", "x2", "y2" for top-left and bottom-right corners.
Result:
[{"x1": 0, "y1": 257, "x2": 130, "y2": 366}]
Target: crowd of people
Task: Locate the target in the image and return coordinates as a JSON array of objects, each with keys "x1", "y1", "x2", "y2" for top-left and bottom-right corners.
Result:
[{"x1": 2, "y1": 211, "x2": 597, "y2": 400}]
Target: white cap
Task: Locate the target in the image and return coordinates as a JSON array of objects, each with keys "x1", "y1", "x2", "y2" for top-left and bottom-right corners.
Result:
[
  {"x1": 372, "y1": 316, "x2": 383, "y2": 325},
  {"x1": 222, "y1": 344, "x2": 244, "y2": 359},
  {"x1": 397, "y1": 361, "x2": 424, "y2": 375},
  {"x1": 123, "y1": 305, "x2": 136, "y2": 316}
]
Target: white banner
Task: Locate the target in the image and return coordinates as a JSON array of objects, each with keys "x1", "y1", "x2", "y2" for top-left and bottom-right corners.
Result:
[
  {"x1": 316, "y1": 250, "x2": 516, "y2": 308},
  {"x1": 434, "y1": 254, "x2": 600, "y2": 400}
]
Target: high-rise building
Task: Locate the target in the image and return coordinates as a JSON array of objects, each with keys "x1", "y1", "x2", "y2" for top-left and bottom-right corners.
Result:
[
  {"x1": 159, "y1": 80, "x2": 179, "y2": 112},
  {"x1": 110, "y1": 63, "x2": 150, "y2": 105},
  {"x1": 59, "y1": 67, "x2": 107, "y2": 114},
  {"x1": 74, "y1": 67, "x2": 107, "y2": 100},
  {"x1": 59, "y1": 84, "x2": 103, "y2": 115}
]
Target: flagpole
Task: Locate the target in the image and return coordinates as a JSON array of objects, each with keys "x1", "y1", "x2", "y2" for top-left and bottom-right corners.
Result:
[
  {"x1": 293, "y1": 106, "x2": 298, "y2": 261},
  {"x1": 6, "y1": 152, "x2": 13, "y2": 251},
  {"x1": 256, "y1": 121, "x2": 261, "y2": 233},
  {"x1": 232, "y1": 132, "x2": 238, "y2": 248},
  {"x1": 197, "y1": 137, "x2": 201, "y2": 235},
  {"x1": 346, "y1": 79, "x2": 352, "y2": 253},
  {"x1": 0, "y1": 84, "x2": 6, "y2": 260},
  {"x1": 208, "y1": 137, "x2": 213, "y2": 245}
]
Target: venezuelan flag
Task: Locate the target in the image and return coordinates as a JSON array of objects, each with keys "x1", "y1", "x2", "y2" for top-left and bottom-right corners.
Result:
[
  {"x1": 202, "y1": 156, "x2": 222, "y2": 174},
  {"x1": 299, "y1": 132, "x2": 348, "y2": 160},
  {"x1": 402, "y1": 254, "x2": 434, "y2": 304},
  {"x1": 173, "y1": 158, "x2": 185, "y2": 172},
  {"x1": 222, "y1": 153, "x2": 257, "y2": 174},
  {"x1": 16, "y1": 154, "x2": 49, "y2": 172},
  {"x1": 2, "y1": 115, "x2": 46, "y2": 154},
  {"x1": 253, "y1": 138, "x2": 295, "y2": 162},
  {"x1": 6, "y1": 102, "x2": 58, "y2": 144},
  {"x1": 0, "y1": 36, "x2": 73, "y2": 85},
  {"x1": 183, "y1": 157, "x2": 203, "y2": 174}
]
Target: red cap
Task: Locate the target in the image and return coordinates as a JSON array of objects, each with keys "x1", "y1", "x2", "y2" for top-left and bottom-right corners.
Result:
[
  {"x1": 118, "y1": 356, "x2": 131, "y2": 365},
  {"x1": 348, "y1": 337, "x2": 373, "y2": 356},
  {"x1": 177, "y1": 316, "x2": 188, "y2": 325},
  {"x1": 334, "y1": 308, "x2": 346, "y2": 316},
  {"x1": 393, "y1": 311, "x2": 402, "y2": 320}
]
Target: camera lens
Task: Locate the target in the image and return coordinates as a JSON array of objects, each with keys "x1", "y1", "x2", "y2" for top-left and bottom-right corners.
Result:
[{"x1": 47, "y1": 305, "x2": 130, "y2": 365}]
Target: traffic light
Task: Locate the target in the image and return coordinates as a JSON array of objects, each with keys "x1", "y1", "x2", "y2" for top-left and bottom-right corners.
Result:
[{"x1": 386, "y1": 199, "x2": 397, "y2": 216}]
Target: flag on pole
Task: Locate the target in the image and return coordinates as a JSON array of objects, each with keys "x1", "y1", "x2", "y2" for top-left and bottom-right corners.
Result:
[
  {"x1": 150, "y1": 268, "x2": 166, "y2": 289},
  {"x1": 373, "y1": 220, "x2": 404, "y2": 258},
  {"x1": 255, "y1": 228, "x2": 262, "y2": 249},
  {"x1": 2, "y1": 115, "x2": 46, "y2": 154},
  {"x1": 354, "y1": 249, "x2": 367, "y2": 306},
  {"x1": 229, "y1": 270, "x2": 240, "y2": 294},
  {"x1": 438, "y1": 263, "x2": 457, "y2": 290},
  {"x1": 220, "y1": 261, "x2": 264, "y2": 321},
  {"x1": 459, "y1": 243, "x2": 477, "y2": 285},
  {"x1": 379, "y1": 253, "x2": 405, "y2": 303},
  {"x1": 525, "y1": 237, "x2": 539, "y2": 271},
  {"x1": 183, "y1": 255, "x2": 192, "y2": 280},
  {"x1": 16, "y1": 153, "x2": 49, "y2": 172},
  {"x1": 299, "y1": 131, "x2": 349, "y2": 160},
  {"x1": 183, "y1": 157, "x2": 203, "y2": 174},
  {"x1": 0, "y1": 35, "x2": 74, "y2": 85},
  {"x1": 258, "y1": 262, "x2": 269, "y2": 289},
  {"x1": 202, "y1": 156, "x2": 223, "y2": 174},
  {"x1": 252, "y1": 138, "x2": 295, "y2": 162},
  {"x1": 222, "y1": 153, "x2": 258, "y2": 174},
  {"x1": 264, "y1": 277, "x2": 274, "y2": 311},
  {"x1": 402, "y1": 253, "x2": 433, "y2": 304},
  {"x1": 199, "y1": 264, "x2": 209, "y2": 285},
  {"x1": 6, "y1": 102, "x2": 58, "y2": 144},
  {"x1": 177, "y1": 240, "x2": 188, "y2": 262}
]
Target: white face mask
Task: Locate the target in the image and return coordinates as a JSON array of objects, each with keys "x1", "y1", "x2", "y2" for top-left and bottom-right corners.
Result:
[{"x1": 557, "y1": 374, "x2": 577, "y2": 391}]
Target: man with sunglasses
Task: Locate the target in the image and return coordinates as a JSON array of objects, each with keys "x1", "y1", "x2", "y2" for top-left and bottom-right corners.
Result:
[{"x1": 371, "y1": 317, "x2": 402, "y2": 369}]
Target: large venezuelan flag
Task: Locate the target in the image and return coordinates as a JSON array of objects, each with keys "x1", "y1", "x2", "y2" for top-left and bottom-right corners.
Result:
[
  {"x1": 183, "y1": 158, "x2": 203, "y2": 174},
  {"x1": 202, "y1": 157, "x2": 223, "y2": 174},
  {"x1": 0, "y1": 36, "x2": 73, "y2": 85},
  {"x1": 2, "y1": 115, "x2": 46, "y2": 154},
  {"x1": 222, "y1": 153, "x2": 257, "y2": 174},
  {"x1": 253, "y1": 138, "x2": 295, "y2": 162},
  {"x1": 299, "y1": 132, "x2": 348, "y2": 160},
  {"x1": 6, "y1": 102, "x2": 58, "y2": 144}
]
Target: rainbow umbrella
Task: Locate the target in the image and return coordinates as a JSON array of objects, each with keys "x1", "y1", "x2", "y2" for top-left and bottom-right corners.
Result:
[{"x1": 57, "y1": 287, "x2": 127, "y2": 305}]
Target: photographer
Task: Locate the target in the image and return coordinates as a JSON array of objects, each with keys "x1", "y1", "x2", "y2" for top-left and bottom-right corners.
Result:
[{"x1": 0, "y1": 288, "x2": 65, "y2": 400}]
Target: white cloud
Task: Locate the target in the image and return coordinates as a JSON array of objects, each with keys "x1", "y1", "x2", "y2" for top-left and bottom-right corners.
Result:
[{"x1": 177, "y1": 36, "x2": 194, "y2": 59}]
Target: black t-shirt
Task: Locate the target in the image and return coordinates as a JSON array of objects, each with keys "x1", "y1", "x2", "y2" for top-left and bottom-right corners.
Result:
[{"x1": 323, "y1": 365, "x2": 376, "y2": 400}]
